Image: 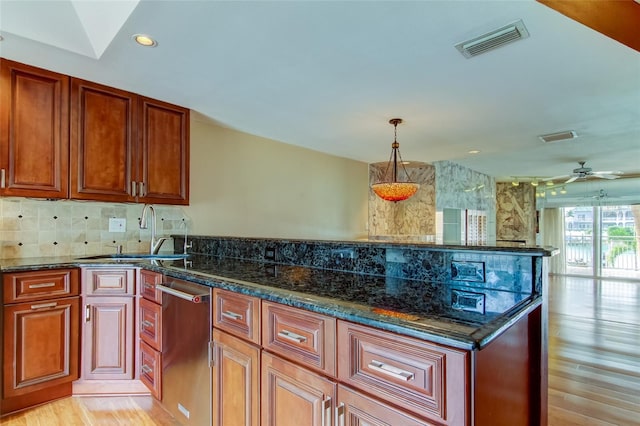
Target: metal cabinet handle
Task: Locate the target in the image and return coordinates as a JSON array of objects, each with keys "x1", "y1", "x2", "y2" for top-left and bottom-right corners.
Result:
[
  {"x1": 368, "y1": 360, "x2": 414, "y2": 381},
  {"x1": 28, "y1": 282, "x2": 55, "y2": 289},
  {"x1": 142, "y1": 320, "x2": 154, "y2": 328},
  {"x1": 141, "y1": 364, "x2": 153, "y2": 374},
  {"x1": 221, "y1": 311, "x2": 243, "y2": 321},
  {"x1": 1, "y1": 168, "x2": 5, "y2": 188},
  {"x1": 156, "y1": 284, "x2": 209, "y2": 303},
  {"x1": 139, "y1": 181, "x2": 146, "y2": 197},
  {"x1": 85, "y1": 305, "x2": 91, "y2": 322},
  {"x1": 131, "y1": 181, "x2": 137, "y2": 197},
  {"x1": 321, "y1": 397, "x2": 331, "y2": 426},
  {"x1": 277, "y1": 330, "x2": 307, "y2": 344},
  {"x1": 336, "y1": 403, "x2": 345, "y2": 426},
  {"x1": 30, "y1": 302, "x2": 57, "y2": 310}
]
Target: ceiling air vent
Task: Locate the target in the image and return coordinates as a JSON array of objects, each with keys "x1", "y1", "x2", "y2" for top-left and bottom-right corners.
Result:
[
  {"x1": 538, "y1": 130, "x2": 578, "y2": 143},
  {"x1": 455, "y1": 20, "x2": 529, "y2": 58}
]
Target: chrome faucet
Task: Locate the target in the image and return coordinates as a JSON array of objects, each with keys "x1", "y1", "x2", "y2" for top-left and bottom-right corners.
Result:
[{"x1": 139, "y1": 204, "x2": 168, "y2": 255}]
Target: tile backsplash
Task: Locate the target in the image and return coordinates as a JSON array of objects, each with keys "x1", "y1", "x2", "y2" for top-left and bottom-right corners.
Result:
[{"x1": 0, "y1": 198, "x2": 188, "y2": 259}]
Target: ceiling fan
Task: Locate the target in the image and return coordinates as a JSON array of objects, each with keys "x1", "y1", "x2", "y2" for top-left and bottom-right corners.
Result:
[{"x1": 546, "y1": 161, "x2": 623, "y2": 184}]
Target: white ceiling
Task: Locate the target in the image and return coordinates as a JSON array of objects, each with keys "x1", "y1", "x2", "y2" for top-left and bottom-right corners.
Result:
[{"x1": 1, "y1": 0, "x2": 639, "y2": 203}]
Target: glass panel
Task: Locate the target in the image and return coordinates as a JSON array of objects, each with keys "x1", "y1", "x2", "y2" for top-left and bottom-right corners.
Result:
[
  {"x1": 564, "y1": 206, "x2": 594, "y2": 276},
  {"x1": 600, "y1": 206, "x2": 640, "y2": 279}
]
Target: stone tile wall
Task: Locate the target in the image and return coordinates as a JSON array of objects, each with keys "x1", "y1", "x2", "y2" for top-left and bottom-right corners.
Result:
[{"x1": 0, "y1": 198, "x2": 188, "y2": 259}]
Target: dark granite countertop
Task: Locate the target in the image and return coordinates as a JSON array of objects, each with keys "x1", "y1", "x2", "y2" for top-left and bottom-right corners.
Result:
[{"x1": 0, "y1": 254, "x2": 541, "y2": 351}]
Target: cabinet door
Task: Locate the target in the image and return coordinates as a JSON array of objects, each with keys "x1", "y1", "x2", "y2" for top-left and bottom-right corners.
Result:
[
  {"x1": 139, "y1": 340, "x2": 162, "y2": 400},
  {"x1": 140, "y1": 269, "x2": 163, "y2": 303},
  {"x1": 212, "y1": 329, "x2": 260, "y2": 426},
  {"x1": 137, "y1": 96, "x2": 189, "y2": 205},
  {"x1": 82, "y1": 296, "x2": 134, "y2": 380},
  {"x1": 0, "y1": 58, "x2": 69, "y2": 198},
  {"x1": 337, "y1": 385, "x2": 436, "y2": 426},
  {"x1": 261, "y1": 352, "x2": 335, "y2": 426},
  {"x1": 2, "y1": 296, "x2": 80, "y2": 398},
  {"x1": 139, "y1": 297, "x2": 162, "y2": 351},
  {"x1": 70, "y1": 78, "x2": 136, "y2": 202}
]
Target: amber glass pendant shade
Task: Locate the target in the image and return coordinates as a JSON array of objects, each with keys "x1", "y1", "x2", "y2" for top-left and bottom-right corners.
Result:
[
  {"x1": 371, "y1": 182, "x2": 420, "y2": 202},
  {"x1": 371, "y1": 118, "x2": 420, "y2": 202}
]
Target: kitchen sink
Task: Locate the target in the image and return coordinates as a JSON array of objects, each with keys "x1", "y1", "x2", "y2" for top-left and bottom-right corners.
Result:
[{"x1": 78, "y1": 253, "x2": 190, "y2": 261}]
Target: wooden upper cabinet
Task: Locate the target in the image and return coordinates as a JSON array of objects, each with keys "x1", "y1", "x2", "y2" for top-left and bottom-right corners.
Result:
[
  {"x1": 0, "y1": 59, "x2": 69, "y2": 198},
  {"x1": 70, "y1": 80, "x2": 189, "y2": 204},
  {"x1": 70, "y1": 78, "x2": 137, "y2": 202},
  {"x1": 138, "y1": 97, "x2": 189, "y2": 205}
]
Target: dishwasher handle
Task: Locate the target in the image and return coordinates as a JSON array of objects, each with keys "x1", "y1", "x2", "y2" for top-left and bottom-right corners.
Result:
[{"x1": 156, "y1": 283, "x2": 209, "y2": 303}]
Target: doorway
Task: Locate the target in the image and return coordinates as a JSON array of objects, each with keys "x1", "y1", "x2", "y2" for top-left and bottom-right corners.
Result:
[{"x1": 563, "y1": 206, "x2": 640, "y2": 280}]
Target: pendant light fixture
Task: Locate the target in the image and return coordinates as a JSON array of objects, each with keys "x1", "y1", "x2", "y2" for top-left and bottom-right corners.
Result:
[{"x1": 371, "y1": 118, "x2": 420, "y2": 202}]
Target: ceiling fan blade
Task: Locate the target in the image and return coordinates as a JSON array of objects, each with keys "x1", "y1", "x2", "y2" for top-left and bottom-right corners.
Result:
[
  {"x1": 592, "y1": 170, "x2": 622, "y2": 175},
  {"x1": 544, "y1": 175, "x2": 569, "y2": 181},
  {"x1": 594, "y1": 174, "x2": 620, "y2": 180},
  {"x1": 565, "y1": 176, "x2": 578, "y2": 184}
]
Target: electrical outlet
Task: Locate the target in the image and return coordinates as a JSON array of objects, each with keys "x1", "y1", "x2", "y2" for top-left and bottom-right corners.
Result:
[
  {"x1": 108, "y1": 217, "x2": 126, "y2": 233},
  {"x1": 451, "y1": 260, "x2": 485, "y2": 282},
  {"x1": 264, "y1": 246, "x2": 276, "y2": 261},
  {"x1": 330, "y1": 248, "x2": 355, "y2": 268}
]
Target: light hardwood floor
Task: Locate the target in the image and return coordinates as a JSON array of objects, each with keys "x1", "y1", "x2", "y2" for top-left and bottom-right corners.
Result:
[
  {"x1": 548, "y1": 275, "x2": 640, "y2": 426},
  {"x1": 2, "y1": 275, "x2": 639, "y2": 425}
]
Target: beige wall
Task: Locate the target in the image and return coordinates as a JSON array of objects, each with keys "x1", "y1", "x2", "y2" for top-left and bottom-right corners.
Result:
[{"x1": 184, "y1": 115, "x2": 369, "y2": 240}]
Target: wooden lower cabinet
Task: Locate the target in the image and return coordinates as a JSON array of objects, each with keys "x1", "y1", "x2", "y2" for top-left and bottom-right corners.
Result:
[
  {"x1": 81, "y1": 296, "x2": 134, "y2": 380},
  {"x1": 211, "y1": 328, "x2": 260, "y2": 426},
  {"x1": 2, "y1": 296, "x2": 80, "y2": 399},
  {"x1": 1, "y1": 268, "x2": 80, "y2": 415},
  {"x1": 337, "y1": 384, "x2": 437, "y2": 426},
  {"x1": 261, "y1": 351, "x2": 336, "y2": 426}
]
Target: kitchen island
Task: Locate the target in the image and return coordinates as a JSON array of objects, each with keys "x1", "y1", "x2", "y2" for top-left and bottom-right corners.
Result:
[{"x1": 1, "y1": 237, "x2": 553, "y2": 425}]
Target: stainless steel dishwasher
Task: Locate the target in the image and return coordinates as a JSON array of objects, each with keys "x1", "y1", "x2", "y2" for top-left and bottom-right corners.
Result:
[{"x1": 156, "y1": 279, "x2": 211, "y2": 425}]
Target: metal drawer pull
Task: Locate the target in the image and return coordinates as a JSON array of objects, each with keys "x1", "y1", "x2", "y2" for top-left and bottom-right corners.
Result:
[
  {"x1": 321, "y1": 397, "x2": 331, "y2": 426},
  {"x1": 221, "y1": 311, "x2": 243, "y2": 321},
  {"x1": 142, "y1": 320, "x2": 154, "y2": 328},
  {"x1": 368, "y1": 360, "x2": 415, "y2": 381},
  {"x1": 336, "y1": 403, "x2": 345, "y2": 426},
  {"x1": 277, "y1": 330, "x2": 307, "y2": 343},
  {"x1": 156, "y1": 284, "x2": 209, "y2": 303},
  {"x1": 30, "y1": 302, "x2": 57, "y2": 310},
  {"x1": 28, "y1": 282, "x2": 56, "y2": 289},
  {"x1": 141, "y1": 364, "x2": 153, "y2": 374}
]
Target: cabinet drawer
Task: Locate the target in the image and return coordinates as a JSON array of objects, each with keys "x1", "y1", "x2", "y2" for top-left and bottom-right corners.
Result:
[
  {"x1": 262, "y1": 301, "x2": 336, "y2": 377},
  {"x1": 337, "y1": 321, "x2": 468, "y2": 425},
  {"x1": 213, "y1": 288, "x2": 260, "y2": 345},
  {"x1": 139, "y1": 298, "x2": 162, "y2": 351},
  {"x1": 140, "y1": 340, "x2": 162, "y2": 400},
  {"x1": 140, "y1": 270, "x2": 163, "y2": 303},
  {"x1": 83, "y1": 268, "x2": 135, "y2": 295},
  {"x1": 3, "y1": 269, "x2": 79, "y2": 304}
]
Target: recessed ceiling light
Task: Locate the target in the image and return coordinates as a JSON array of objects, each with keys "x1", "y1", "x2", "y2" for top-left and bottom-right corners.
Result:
[
  {"x1": 468, "y1": 150, "x2": 480, "y2": 154},
  {"x1": 132, "y1": 34, "x2": 157, "y2": 47}
]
